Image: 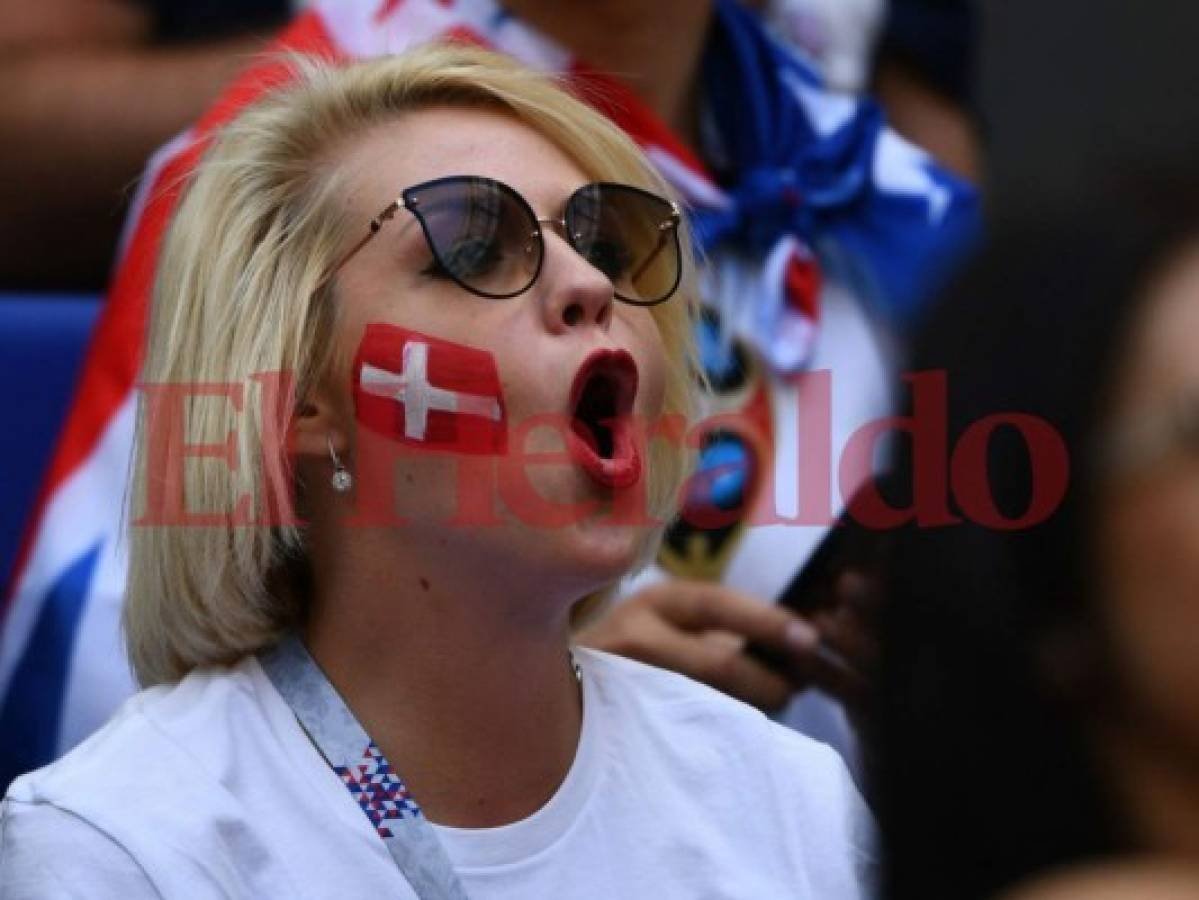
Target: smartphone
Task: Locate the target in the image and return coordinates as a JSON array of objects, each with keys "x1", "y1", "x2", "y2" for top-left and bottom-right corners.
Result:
[{"x1": 743, "y1": 508, "x2": 888, "y2": 692}]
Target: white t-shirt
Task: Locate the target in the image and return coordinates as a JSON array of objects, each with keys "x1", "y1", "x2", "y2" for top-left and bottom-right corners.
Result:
[{"x1": 1, "y1": 648, "x2": 876, "y2": 899}]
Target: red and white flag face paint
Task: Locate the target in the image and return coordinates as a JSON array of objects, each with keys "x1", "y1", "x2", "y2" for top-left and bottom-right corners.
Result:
[{"x1": 353, "y1": 324, "x2": 507, "y2": 455}]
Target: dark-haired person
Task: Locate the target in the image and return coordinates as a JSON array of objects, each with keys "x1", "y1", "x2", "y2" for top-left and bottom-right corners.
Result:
[{"x1": 872, "y1": 182, "x2": 1199, "y2": 898}]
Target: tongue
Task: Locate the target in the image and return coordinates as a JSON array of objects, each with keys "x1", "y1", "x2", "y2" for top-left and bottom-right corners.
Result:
[
  {"x1": 571, "y1": 417, "x2": 595, "y2": 453},
  {"x1": 567, "y1": 359, "x2": 641, "y2": 488},
  {"x1": 571, "y1": 416, "x2": 611, "y2": 459},
  {"x1": 568, "y1": 417, "x2": 640, "y2": 489},
  {"x1": 574, "y1": 377, "x2": 617, "y2": 458}
]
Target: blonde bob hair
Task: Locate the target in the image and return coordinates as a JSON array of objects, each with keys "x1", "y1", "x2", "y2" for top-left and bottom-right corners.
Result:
[{"x1": 125, "y1": 44, "x2": 700, "y2": 687}]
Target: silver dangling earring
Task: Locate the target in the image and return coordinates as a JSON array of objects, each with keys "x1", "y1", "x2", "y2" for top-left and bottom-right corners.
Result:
[{"x1": 328, "y1": 436, "x2": 353, "y2": 493}]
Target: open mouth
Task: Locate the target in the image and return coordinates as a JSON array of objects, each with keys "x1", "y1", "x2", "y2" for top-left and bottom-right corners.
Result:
[{"x1": 567, "y1": 349, "x2": 640, "y2": 489}]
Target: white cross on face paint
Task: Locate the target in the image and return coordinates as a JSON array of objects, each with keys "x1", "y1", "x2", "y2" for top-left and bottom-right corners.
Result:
[{"x1": 359, "y1": 341, "x2": 503, "y2": 442}]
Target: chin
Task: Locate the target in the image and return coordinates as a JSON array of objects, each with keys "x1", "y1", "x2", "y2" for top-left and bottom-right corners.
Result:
[
  {"x1": 520, "y1": 515, "x2": 648, "y2": 595},
  {"x1": 571, "y1": 516, "x2": 647, "y2": 573},
  {"x1": 495, "y1": 455, "x2": 650, "y2": 571}
]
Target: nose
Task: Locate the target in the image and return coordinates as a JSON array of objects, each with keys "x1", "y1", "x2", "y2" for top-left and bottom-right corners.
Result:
[{"x1": 535, "y1": 221, "x2": 614, "y2": 333}]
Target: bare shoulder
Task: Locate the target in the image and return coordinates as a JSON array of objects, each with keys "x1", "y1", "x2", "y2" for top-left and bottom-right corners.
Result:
[{"x1": 1001, "y1": 861, "x2": 1199, "y2": 900}]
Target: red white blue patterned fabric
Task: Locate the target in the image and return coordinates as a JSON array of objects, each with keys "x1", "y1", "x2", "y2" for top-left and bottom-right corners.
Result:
[{"x1": 336, "y1": 743, "x2": 423, "y2": 838}]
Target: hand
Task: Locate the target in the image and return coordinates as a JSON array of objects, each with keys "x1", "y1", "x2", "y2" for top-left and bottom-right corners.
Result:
[
  {"x1": 576, "y1": 579, "x2": 827, "y2": 713},
  {"x1": 787, "y1": 568, "x2": 880, "y2": 716}
]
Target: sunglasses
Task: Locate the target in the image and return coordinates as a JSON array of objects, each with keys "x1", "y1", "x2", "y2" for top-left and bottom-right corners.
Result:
[{"x1": 332, "y1": 175, "x2": 683, "y2": 306}]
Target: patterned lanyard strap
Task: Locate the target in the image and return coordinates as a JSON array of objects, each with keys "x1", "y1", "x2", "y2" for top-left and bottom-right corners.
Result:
[{"x1": 258, "y1": 633, "x2": 470, "y2": 900}]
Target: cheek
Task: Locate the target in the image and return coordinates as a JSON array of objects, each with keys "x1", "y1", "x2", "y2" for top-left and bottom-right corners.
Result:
[
  {"x1": 1103, "y1": 470, "x2": 1199, "y2": 614},
  {"x1": 351, "y1": 323, "x2": 508, "y2": 456},
  {"x1": 623, "y1": 313, "x2": 669, "y2": 418},
  {"x1": 1100, "y1": 471, "x2": 1199, "y2": 745}
]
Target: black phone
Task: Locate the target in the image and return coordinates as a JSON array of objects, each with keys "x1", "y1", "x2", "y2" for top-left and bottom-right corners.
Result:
[
  {"x1": 742, "y1": 521, "x2": 852, "y2": 675},
  {"x1": 743, "y1": 508, "x2": 887, "y2": 693}
]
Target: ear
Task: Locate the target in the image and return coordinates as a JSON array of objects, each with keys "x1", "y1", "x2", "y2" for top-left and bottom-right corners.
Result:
[{"x1": 289, "y1": 379, "x2": 352, "y2": 462}]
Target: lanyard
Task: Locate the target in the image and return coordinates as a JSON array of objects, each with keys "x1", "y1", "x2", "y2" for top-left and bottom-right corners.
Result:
[{"x1": 258, "y1": 633, "x2": 470, "y2": 900}]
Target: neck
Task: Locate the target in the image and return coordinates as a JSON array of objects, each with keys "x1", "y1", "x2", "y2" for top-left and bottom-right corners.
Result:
[
  {"x1": 503, "y1": 0, "x2": 716, "y2": 150},
  {"x1": 302, "y1": 524, "x2": 584, "y2": 828}
]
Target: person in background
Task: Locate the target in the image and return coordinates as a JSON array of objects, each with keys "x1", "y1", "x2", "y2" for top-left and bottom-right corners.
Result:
[
  {"x1": 871, "y1": 175, "x2": 1199, "y2": 898},
  {"x1": 572, "y1": 0, "x2": 978, "y2": 778},
  {"x1": 0, "y1": 0, "x2": 288, "y2": 289},
  {"x1": 0, "y1": 0, "x2": 980, "y2": 292},
  {"x1": 764, "y1": 0, "x2": 981, "y2": 180}
]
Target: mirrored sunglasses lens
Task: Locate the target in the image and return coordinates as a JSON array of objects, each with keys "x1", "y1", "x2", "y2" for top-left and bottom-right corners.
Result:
[
  {"x1": 414, "y1": 178, "x2": 540, "y2": 297},
  {"x1": 568, "y1": 185, "x2": 680, "y2": 304}
]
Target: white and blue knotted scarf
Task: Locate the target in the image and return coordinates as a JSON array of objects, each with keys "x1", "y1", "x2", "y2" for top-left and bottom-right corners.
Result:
[{"x1": 693, "y1": 0, "x2": 980, "y2": 373}]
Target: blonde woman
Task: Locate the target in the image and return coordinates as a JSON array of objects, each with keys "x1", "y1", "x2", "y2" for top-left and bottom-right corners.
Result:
[{"x1": 0, "y1": 46, "x2": 874, "y2": 898}]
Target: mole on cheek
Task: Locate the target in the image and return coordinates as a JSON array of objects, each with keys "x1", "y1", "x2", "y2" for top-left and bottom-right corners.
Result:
[{"x1": 419, "y1": 577, "x2": 431, "y2": 591}]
